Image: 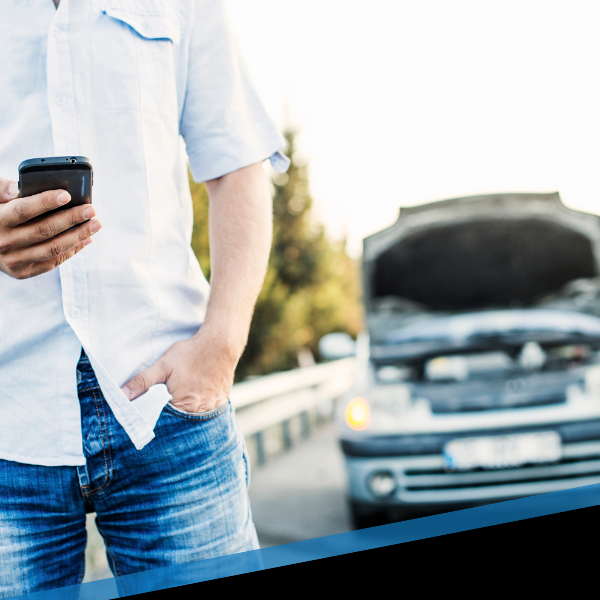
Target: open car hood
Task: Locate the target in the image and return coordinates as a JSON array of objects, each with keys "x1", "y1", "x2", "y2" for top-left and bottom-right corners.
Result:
[
  {"x1": 363, "y1": 192, "x2": 600, "y2": 346},
  {"x1": 371, "y1": 308, "x2": 600, "y2": 363}
]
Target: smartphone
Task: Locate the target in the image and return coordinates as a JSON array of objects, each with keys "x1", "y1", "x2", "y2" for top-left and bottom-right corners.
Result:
[{"x1": 18, "y1": 156, "x2": 93, "y2": 216}]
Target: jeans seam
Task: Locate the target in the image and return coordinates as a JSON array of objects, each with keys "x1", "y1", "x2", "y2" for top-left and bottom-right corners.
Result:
[
  {"x1": 82, "y1": 389, "x2": 113, "y2": 496},
  {"x1": 164, "y1": 400, "x2": 229, "y2": 421},
  {"x1": 77, "y1": 548, "x2": 87, "y2": 584},
  {"x1": 78, "y1": 386, "x2": 102, "y2": 393},
  {"x1": 243, "y1": 446, "x2": 250, "y2": 490}
]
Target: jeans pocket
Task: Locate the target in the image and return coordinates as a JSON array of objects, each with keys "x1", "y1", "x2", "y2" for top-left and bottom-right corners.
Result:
[{"x1": 164, "y1": 399, "x2": 230, "y2": 421}]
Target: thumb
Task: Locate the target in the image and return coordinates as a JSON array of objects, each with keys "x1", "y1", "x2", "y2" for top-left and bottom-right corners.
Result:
[
  {"x1": 121, "y1": 361, "x2": 167, "y2": 400},
  {"x1": 0, "y1": 178, "x2": 19, "y2": 203}
]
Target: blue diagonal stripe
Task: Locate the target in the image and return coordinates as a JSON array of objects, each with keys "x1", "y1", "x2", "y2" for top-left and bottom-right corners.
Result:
[{"x1": 11, "y1": 482, "x2": 600, "y2": 600}]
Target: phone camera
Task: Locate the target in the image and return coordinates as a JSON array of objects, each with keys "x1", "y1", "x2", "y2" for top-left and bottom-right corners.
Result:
[{"x1": 70, "y1": 157, "x2": 77, "y2": 163}]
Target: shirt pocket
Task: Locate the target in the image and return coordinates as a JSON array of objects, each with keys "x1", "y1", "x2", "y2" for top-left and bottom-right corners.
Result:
[
  {"x1": 92, "y1": 0, "x2": 181, "y2": 115},
  {"x1": 97, "y1": 0, "x2": 182, "y2": 44}
]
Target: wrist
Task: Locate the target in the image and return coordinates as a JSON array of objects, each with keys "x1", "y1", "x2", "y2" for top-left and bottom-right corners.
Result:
[{"x1": 193, "y1": 319, "x2": 247, "y2": 363}]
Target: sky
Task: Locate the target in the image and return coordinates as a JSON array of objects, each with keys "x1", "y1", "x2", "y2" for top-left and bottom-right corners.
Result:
[{"x1": 225, "y1": 0, "x2": 600, "y2": 256}]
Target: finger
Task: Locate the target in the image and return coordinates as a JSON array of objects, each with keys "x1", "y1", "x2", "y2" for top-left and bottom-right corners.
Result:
[
  {"x1": 21, "y1": 218, "x2": 101, "y2": 264},
  {"x1": 9, "y1": 206, "x2": 99, "y2": 251},
  {"x1": 15, "y1": 238, "x2": 92, "y2": 280},
  {"x1": 2, "y1": 189, "x2": 71, "y2": 227},
  {"x1": 0, "y1": 178, "x2": 19, "y2": 203},
  {"x1": 121, "y1": 361, "x2": 168, "y2": 401}
]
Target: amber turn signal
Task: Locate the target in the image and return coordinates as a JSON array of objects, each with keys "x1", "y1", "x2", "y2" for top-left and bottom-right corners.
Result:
[{"x1": 345, "y1": 397, "x2": 370, "y2": 430}]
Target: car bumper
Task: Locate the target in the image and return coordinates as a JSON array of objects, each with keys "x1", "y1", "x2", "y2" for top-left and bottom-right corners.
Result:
[{"x1": 343, "y1": 420, "x2": 600, "y2": 507}]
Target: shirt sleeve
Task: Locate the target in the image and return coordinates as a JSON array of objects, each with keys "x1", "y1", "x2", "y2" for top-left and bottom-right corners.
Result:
[{"x1": 180, "y1": 0, "x2": 289, "y2": 182}]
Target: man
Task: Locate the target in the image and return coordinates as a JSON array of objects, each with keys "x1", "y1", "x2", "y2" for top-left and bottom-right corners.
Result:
[{"x1": 0, "y1": 0, "x2": 289, "y2": 595}]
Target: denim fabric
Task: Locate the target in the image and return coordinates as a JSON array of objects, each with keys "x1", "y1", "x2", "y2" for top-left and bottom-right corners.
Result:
[{"x1": 0, "y1": 350, "x2": 259, "y2": 598}]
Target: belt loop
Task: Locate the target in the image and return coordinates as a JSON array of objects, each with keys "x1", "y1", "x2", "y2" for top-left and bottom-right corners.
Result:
[{"x1": 77, "y1": 464, "x2": 90, "y2": 488}]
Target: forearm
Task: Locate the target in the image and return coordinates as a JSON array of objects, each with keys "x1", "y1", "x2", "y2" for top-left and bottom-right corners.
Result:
[
  {"x1": 200, "y1": 162, "x2": 273, "y2": 359},
  {"x1": 121, "y1": 162, "x2": 272, "y2": 405}
]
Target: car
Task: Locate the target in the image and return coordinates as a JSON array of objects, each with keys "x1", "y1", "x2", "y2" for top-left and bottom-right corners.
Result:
[{"x1": 322, "y1": 192, "x2": 600, "y2": 529}]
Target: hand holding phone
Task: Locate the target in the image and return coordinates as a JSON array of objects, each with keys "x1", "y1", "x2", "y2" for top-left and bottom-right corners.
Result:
[
  {"x1": 0, "y1": 156, "x2": 101, "y2": 280},
  {"x1": 18, "y1": 156, "x2": 93, "y2": 214}
]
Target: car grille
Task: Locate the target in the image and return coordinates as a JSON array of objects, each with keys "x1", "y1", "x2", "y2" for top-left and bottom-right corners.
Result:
[{"x1": 396, "y1": 441, "x2": 600, "y2": 503}]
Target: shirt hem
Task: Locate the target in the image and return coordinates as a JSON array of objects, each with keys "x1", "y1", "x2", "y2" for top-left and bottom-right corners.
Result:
[{"x1": 0, "y1": 450, "x2": 86, "y2": 467}]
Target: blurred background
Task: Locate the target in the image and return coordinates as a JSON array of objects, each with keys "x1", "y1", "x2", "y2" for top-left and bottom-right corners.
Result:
[
  {"x1": 227, "y1": 0, "x2": 600, "y2": 256},
  {"x1": 84, "y1": 0, "x2": 600, "y2": 581}
]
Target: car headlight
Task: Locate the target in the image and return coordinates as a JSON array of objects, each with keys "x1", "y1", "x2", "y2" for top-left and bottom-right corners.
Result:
[
  {"x1": 368, "y1": 471, "x2": 396, "y2": 498},
  {"x1": 345, "y1": 397, "x2": 370, "y2": 430}
]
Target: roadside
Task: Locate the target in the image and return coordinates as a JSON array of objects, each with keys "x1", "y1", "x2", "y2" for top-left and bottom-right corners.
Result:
[{"x1": 249, "y1": 421, "x2": 352, "y2": 547}]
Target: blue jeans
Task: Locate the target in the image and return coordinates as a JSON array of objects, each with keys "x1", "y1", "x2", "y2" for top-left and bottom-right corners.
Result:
[{"x1": 0, "y1": 350, "x2": 259, "y2": 597}]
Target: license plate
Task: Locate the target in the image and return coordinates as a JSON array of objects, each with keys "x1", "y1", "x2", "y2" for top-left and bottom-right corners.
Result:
[{"x1": 443, "y1": 431, "x2": 562, "y2": 471}]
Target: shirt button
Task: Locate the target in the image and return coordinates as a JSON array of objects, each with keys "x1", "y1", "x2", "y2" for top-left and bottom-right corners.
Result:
[
  {"x1": 55, "y1": 95, "x2": 67, "y2": 105},
  {"x1": 70, "y1": 307, "x2": 80, "y2": 319},
  {"x1": 52, "y1": 26, "x2": 59, "y2": 35}
]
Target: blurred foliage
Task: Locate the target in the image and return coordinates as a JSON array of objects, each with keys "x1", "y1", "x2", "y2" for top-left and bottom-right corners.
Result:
[
  {"x1": 189, "y1": 176, "x2": 211, "y2": 280},
  {"x1": 189, "y1": 129, "x2": 363, "y2": 380}
]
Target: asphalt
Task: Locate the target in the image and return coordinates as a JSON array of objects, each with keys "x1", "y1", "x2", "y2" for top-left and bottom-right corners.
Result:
[{"x1": 249, "y1": 422, "x2": 352, "y2": 547}]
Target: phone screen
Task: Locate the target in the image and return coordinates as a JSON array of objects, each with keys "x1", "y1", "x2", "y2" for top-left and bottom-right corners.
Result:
[{"x1": 19, "y1": 165, "x2": 92, "y2": 212}]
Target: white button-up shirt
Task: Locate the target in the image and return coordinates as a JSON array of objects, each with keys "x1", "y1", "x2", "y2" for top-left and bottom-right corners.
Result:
[{"x1": 0, "y1": 0, "x2": 289, "y2": 466}]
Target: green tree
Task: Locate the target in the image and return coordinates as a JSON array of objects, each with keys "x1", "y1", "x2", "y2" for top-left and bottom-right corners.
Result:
[
  {"x1": 189, "y1": 129, "x2": 362, "y2": 380},
  {"x1": 189, "y1": 174, "x2": 210, "y2": 279}
]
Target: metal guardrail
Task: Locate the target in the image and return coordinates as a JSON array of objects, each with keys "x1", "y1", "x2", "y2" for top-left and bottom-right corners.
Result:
[{"x1": 230, "y1": 357, "x2": 356, "y2": 465}]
